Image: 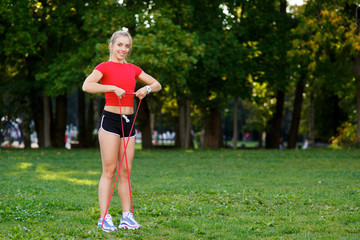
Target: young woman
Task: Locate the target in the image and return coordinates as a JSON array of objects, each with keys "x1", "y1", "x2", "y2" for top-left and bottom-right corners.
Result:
[{"x1": 82, "y1": 30, "x2": 161, "y2": 232}]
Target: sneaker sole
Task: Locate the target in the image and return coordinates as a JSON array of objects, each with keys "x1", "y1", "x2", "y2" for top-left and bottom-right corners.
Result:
[
  {"x1": 98, "y1": 226, "x2": 117, "y2": 232},
  {"x1": 119, "y1": 225, "x2": 140, "y2": 230}
]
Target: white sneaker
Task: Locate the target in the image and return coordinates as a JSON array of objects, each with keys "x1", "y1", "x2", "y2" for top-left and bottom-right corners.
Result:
[
  {"x1": 119, "y1": 212, "x2": 141, "y2": 229},
  {"x1": 98, "y1": 214, "x2": 117, "y2": 232}
]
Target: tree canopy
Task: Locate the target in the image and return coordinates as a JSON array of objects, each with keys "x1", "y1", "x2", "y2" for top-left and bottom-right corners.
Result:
[{"x1": 1, "y1": 0, "x2": 360, "y2": 149}]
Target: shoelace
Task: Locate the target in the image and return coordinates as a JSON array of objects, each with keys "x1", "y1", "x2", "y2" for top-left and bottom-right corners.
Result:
[
  {"x1": 127, "y1": 213, "x2": 139, "y2": 225},
  {"x1": 105, "y1": 216, "x2": 115, "y2": 226}
]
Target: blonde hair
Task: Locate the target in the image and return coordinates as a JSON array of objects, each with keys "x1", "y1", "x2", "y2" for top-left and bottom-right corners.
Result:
[{"x1": 109, "y1": 30, "x2": 132, "y2": 60}]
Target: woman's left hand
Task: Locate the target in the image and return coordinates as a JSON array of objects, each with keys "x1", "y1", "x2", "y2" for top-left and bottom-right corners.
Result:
[
  {"x1": 135, "y1": 71, "x2": 161, "y2": 99},
  {"x1": 135, "y1": 86, "x2": 148, "y2": 100}
]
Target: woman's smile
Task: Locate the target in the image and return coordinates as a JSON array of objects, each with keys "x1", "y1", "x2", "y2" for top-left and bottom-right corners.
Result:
[{"x1": 111, "y1": 36, "x2": 131, "y2": 62}]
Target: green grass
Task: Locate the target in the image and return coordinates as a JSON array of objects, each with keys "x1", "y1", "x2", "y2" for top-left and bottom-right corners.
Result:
[{"x1": 0, "y1": 148, "x2": 359, "y2": 239}]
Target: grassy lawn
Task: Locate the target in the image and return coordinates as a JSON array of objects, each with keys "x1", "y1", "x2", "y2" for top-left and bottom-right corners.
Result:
[{"x1": 0, "y1": 148, "x2": 359, "y2": 239}]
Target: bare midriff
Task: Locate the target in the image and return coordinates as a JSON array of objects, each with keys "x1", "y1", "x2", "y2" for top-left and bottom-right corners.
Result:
[{"x1": 104, "y1": 106, "x2": 134, "y2": 115}]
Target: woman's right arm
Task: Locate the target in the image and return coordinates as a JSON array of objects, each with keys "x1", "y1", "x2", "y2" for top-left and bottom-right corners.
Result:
[{"x1": 82, "y1": 70, "x2": 125, "y2": 97}]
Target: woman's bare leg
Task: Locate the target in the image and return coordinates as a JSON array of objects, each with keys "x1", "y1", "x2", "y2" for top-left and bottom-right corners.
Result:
[
  {"x1": 117, "y1": 137, "x2": 136, "y2": 213},
  {"x1": 98, "y1": 129, "x2": 121, "y2": 217}
]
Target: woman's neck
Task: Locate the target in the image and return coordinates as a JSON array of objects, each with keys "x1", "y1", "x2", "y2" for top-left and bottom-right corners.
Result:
[{"x1": 109, "y1": 58, "x2": 125, "y2": 63}]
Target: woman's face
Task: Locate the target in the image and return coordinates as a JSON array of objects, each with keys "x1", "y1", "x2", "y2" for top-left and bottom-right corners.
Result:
[{"x1": 111, "y1": 36, "x2": 131, "y2": 62}]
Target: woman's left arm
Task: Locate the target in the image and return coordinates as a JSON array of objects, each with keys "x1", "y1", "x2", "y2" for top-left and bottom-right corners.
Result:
[{"x1": 135, "y1": 71, "x2": 162, "y2": 100}]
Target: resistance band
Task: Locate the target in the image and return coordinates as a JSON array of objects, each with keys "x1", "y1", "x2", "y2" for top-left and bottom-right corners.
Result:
[{"x1": 101, "y1": 92, "x2": 142, "y2": 229}]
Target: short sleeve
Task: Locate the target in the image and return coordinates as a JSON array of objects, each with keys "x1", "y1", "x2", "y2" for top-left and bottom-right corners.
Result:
[
  {"x1": 131, "y1": 64, "x2": 143, "y2": 77},
  {"x1": 94, "y1": 62, "x2": 107, "y2": 74}
]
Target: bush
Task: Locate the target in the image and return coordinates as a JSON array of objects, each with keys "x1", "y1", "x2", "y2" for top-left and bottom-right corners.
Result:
[{"x1": 331, "y1": 122, "x2": 360, "y2": 148}]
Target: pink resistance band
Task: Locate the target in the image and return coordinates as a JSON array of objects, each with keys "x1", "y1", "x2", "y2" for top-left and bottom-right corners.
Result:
[{"x1": 101, "y1": 92, "x2": 142, "y2": 229}]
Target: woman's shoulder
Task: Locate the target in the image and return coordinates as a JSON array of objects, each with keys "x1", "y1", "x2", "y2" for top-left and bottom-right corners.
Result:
[
  {"x1": 95, "y1": 61, "x2": 109, "y2": 68},
  {"x1": 126, "y1": 62, "x2": 139, "y2": 67},
  {"x1": 95, "y1": 61, "x2": 113, "y2": 73},
  {"x1": 126, "y1": 63, "x2": 143, "y2": 77},
  {"x1": 126, "y1": 62, "x2": 142, "y2": 70}
]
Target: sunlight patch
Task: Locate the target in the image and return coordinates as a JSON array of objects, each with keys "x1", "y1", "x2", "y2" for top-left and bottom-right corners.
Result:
[
  {"x1": 63, "y1": 177, "x2": 97, "y2": 185},
  {"x1": 39, "y1": 172, "x2": 97, "y2": 186},
  {"x1": 17, "y1": 162, "x2": 33, "y2": 170},
  {"x1": 87, "y1": 170, "x2": 101, "y2": 175}
]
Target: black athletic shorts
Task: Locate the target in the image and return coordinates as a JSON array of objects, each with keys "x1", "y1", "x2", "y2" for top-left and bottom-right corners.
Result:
[{"x1": 99, "y1": 110, "x2": 136, "y2": 138}]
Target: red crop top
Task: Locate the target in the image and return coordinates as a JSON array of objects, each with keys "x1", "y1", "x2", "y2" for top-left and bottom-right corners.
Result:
[{"x1": 95, "y1": 61, "x2": 143, "y2": 107}]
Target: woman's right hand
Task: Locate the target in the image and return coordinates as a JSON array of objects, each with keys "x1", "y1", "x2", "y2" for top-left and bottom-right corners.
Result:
[{"x1": 113, "y1": 86, "x2": 126, "y2": 99}]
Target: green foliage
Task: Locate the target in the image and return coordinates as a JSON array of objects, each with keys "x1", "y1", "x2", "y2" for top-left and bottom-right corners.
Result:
[
  {"x1": 331, "y1": 122, "x2": 360, "y2": 148},
  {"x1": 241, "y1": 75, "x2": 274, "y2": 134},
  {"x1": 1, "y1": 0, "x2": 360, "y2": 147},
  {"x1": 287, "y1": 1, "x2": 360, "y2": 142},
  {"x1": 0, "y1": 148, "x2": 360, "y2": 239},
  {"x1": 131, "y1": 11, "x2": 204, "y2": 127},
  {"x1": 36, "y1": 52, "x2": 85, "y2": 96},
  {"x1": 0, "y1": 1, "x2": 44, "y2": 117},
  {"x1": 132, "y1": 12, "x2": 203, "y2": 94},
  {"x1": 33, "y1": 1, "x2": 97, "y2": 96},
  {"x1": 290, "y1": 3, "x2": 355, "y2": 120}
]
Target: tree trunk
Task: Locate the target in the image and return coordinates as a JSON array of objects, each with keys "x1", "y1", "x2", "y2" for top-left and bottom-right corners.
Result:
[
  {"x1": 309, "y1": 91, "x2": 315, "y2": 148},
  {"x1": 150, "y1": 113, "x2": 155, "y2": 136},
  {"x1": 176, "y1": 97, "x2": 193, "y2": 148},
  {"x1": 288, "y1": 73, "x2": 305, "y2": 149},
  {"x1": 265, "y1": 1, "x2": 287, "y2": 149},
  {"x1": 353, "y1": 10, "x2": 360, "y2": 139},
  {"x1": 177, "y1": 98, "x2": 186, "y2": 148},
  {"x1": 357, "y1": 84, "x2": 360, "y2": 138},
  {"x1": 265, "y1": 90, "x2": 285, "y2": 149},
  {"x1": 232, "y1": 96, "x2": 238, "y2": 149},
  {"x1": 44, "y1": 95, "x2": 52, "y2": 147},
  {"x1": 258, "y1": 132, "x2": 263, "y2": 148},
  {"x1": 203, "y1": 107, "x2": 223, "y2": 148},
  {"x1": 352, "y1": 53, "x2": 360, "y2": 138},
  {"x1": 78, "y1": 88, "x2": 86, "y2": 147},
  {"x1": 138, "y1": 98, "x2": 152, "y2": 149},
  {"x1": 185, "y1": 100, "x2": 193, "y2": 148},
  {"x1": 86, "y1": 96, "x2": 95, "y2": 147},
  {"x1": 20, "y1": 97, "x2": 32, "y2": 148},
  {"x1": 53, "y1": 95, "x2": 67, "y2": 148}
]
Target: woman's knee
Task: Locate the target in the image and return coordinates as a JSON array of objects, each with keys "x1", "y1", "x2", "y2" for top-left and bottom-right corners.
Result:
[
  {"x1": 102, "y1": 165, "x2": 117, "y2": 179},
  {"x1": 120, "y1": 165, "x2": 132, "y2": 177}
]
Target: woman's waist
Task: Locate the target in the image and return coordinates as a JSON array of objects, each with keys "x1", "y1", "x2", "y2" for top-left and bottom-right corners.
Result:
[
  {"x1": 105, "y1": 93, "x2": 134, "y2": 105},
  {"x1": 104, "y1": 106, "x2": 134, "y2": 115}
]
